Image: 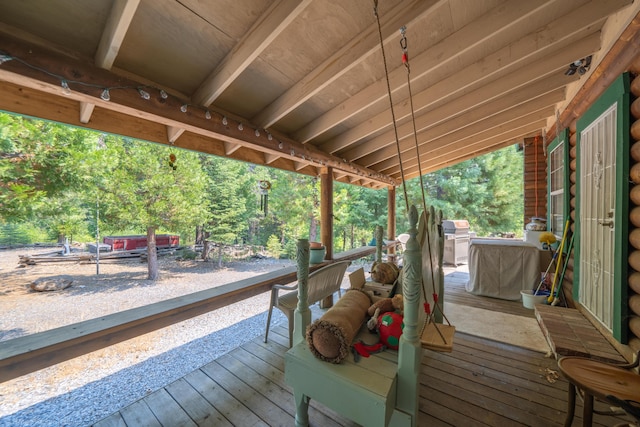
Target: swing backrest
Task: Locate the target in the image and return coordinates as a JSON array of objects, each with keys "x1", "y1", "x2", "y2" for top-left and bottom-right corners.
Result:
[{"x1": 415, "y1": 206, "x2": 445, "y2": 325}]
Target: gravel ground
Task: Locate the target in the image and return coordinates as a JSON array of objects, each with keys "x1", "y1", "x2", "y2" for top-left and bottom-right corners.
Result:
[{"x1": 0, "y1": 247, "x2": 369, "y2": 427}]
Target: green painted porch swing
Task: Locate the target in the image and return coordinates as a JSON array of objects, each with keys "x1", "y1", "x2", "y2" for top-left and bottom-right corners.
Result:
[{"x1": 283, "y1": 4, "x2": 455, "y2": 425}]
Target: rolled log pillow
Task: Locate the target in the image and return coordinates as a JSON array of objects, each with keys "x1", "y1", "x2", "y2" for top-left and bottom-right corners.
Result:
[{"x1": 306, "y1": 288, "x2": 372, "y2": 363}]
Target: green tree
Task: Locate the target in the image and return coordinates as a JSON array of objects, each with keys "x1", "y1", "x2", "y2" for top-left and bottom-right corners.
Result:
[
  {"x1": 0, "y1": 113, "x2": 97, "y2": 240},
  {"x1": 90, "y1": 136, "x2": 210, "y2": 279},
  {"x1": 400, "y1": 146, "x2": 524, "y2": 236}
]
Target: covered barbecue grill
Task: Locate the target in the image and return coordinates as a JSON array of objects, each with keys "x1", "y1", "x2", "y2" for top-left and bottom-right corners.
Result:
[{"x1": 442, "y1": 220, "x2": 470, "y2": 265}]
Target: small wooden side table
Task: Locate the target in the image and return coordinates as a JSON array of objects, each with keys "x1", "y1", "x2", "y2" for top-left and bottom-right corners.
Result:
[{"x1": 558, "y1": 356, "x2": 640, "y2": 426}]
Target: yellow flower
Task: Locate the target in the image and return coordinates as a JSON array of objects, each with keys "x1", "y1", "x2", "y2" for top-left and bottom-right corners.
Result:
[{"x1": 539, "y1": 232, "x2": 556, "y2": 245}]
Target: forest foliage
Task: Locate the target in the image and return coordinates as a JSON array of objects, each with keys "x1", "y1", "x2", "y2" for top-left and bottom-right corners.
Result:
[{"x1": 0, "y1": 113, "x2": 524, "y2": 254}]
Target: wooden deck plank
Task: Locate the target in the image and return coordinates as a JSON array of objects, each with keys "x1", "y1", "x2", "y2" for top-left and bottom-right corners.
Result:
[
  {"x1": 164, "y1": 378, "x2": 232, "y2": 426},
  {"x1": 93, "y1": 269, "x2": 636, "y2": 427},
  {"x1": 240, "y1": 340, "x2": 361, "y2": 426},
  {"x1": 92, "y1": 412, "x2": 127, "y2": 427},
  {"x1": 220, "y1": 351, "x2": 348, "y2": 427},
  {"x1": 119, "y1": 399, "x2": 161, "y2": 427},
  {"x1": 200, "y1": 360, "x2": 295, "y2": 426},
  {"x1": 183, "y1": 369, "x2": 268, "y2": 427},
  {"x1": 229, "y1": 347, "x2": 359, "y2": 426},
  {"x1": 143, "y1": 388, "x2": 197, "y2": 427}
]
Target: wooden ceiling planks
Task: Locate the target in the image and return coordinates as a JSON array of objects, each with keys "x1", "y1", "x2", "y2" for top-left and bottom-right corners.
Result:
[{"x1": 0, "y1": 0, "x2": 639, "y2": 187}]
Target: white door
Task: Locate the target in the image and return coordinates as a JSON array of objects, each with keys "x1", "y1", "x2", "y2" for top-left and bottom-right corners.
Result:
[{"x1": 578, "y1": 104, "x2": 617, "y2": 331}]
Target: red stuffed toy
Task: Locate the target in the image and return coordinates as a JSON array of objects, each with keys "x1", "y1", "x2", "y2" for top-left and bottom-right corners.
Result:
[{"x1": 376, "y1": 311, "x2": 404, "y2": 350}]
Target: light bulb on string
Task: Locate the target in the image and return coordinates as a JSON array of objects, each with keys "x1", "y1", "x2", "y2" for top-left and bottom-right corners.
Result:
[
  {"x1": 222, "y1": 116, "x2": 228, "y2": 126},
  {"x1": 100, "y1": 88, "x2": 111, "y2": 101},
  {"x1": 205, "y1": 110, "x2": 211, "y2": 120},
  {"x1": 278, "y1": 141, "x2": 283, "y2": 149},
  {"x1": 180, "y1": 104, "x2": 188, "y2": 113},
  {"x1": 138, "y1": 88, "x2": 150, "y2": 100},
  {"x1": 238, "y1": 123, "x2": 243, "y2": 131},
  {"x1": 61, "y1": 80, "x2": 71, "y2": 95},
  {"x1": 267, "y1": 133, "x2": 273, "y2": 141},
  {"x1": 255, "y1": 129, "x2": 260, "y2": 137},
  {"x1": 159, "y1": 90, "x2": 168, "y2": 99}
]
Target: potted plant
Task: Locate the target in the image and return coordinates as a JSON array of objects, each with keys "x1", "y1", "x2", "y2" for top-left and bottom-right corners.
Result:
[{"x1": 309, "y1": 242, "x2": 326, "y2": 264}]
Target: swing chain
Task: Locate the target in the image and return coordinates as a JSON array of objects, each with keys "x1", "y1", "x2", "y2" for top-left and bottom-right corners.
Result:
[{"x1": 400, "y1": 26, "x2": 409, "y2": 72}]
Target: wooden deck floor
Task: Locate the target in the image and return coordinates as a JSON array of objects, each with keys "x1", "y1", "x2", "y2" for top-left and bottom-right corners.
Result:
[{"x1": 93, "y1": 269, "x2": 632, "y2": 427}]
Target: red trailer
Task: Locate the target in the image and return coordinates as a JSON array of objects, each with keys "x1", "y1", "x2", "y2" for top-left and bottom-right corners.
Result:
[{"x1": 103, "y1": 235, "x2": 179, "y2": 251}]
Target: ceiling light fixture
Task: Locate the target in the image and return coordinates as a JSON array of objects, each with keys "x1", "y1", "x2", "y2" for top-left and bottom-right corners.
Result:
[{"x1": 564, "y1": 55, "x2": 592, "y2": 76}]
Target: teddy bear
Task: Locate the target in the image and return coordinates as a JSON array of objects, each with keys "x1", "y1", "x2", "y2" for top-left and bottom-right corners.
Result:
[
  {"x1": 362, "y1": 294, "x2": 405, "y2": 352},
  {"x1": 367, "y1": 293, "x2": 403, "y2": 317}
]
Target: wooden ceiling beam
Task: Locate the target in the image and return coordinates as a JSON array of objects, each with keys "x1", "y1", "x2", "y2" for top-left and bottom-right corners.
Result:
[
  {"x1": 192, "y1": 0, "x2": 312, "y2": 107},
  {"x1": 392, "y1": 121, "x2": 546, "y2": 179},
  {"x1": 404, "y1": 138, "x2": 527, "y2": 180},
  {"x1": 167, "y1": 126, "x2": 185, "y2": 144},
  {"x1": 373, "y1": 105, "x2": 556, "y2": 175},
  {"x1": 360, "y1": 83, "x2": 567, "y2": 170},
  {"x1": 298, "y1": 0, "x2": 605, "y2": 147},
  {"x1": 314, "y1": 0, "x2": 626, "y2": 153},
  {"x1": 224, "y1": 141, "x2": 242, "y2": 155},
  {"x1": 0, "y1": 35, "x2": 396, "y2": 186},
  {"x1": 252, "y1": 0, "x2": 437, "y2": 129},
  {"x1": 79, "y1": 101, "x2": 95, "y2": 124},
  {"x1": 264, "y1": 153, "x2": 280, "y2": 164},
  {"x1": 342, "y1": 32, "x2": 598, "y2": 164},
  {"x1": 95, "y1": 0, "x2": 140, "y2": 69}
]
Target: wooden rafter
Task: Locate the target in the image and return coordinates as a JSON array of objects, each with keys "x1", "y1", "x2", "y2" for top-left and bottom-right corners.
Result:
[{"x1": 192, "y1": 0, "x2": 312, "y2": 107}]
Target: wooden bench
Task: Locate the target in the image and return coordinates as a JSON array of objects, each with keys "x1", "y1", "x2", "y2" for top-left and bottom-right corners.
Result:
[
  {"x1": 535, "y1": 304, "x2": 627, "y2": 364},
  {"x1": 264, "y1": 260, "x2": 351, "y2": 347},
  {"x1": 284, "y1": 206, "x2": 425, "y2": 427}
]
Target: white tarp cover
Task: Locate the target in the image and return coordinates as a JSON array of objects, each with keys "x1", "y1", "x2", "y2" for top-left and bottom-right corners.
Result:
[{"x1": 466, "y1": 239, "x2": 540, "y2": 300}]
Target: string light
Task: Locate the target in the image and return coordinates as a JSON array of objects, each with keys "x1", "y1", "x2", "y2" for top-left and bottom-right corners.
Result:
[
  {"x1": 0, "y1": 54, "x2": 12, "y2": 65},
  {"x1": 0, "y1": 52, "x2": 353, "y2": 175},
  {"x1": 138, "y1": 88, "x2": 150, "y2": 100},
  {"x1": 61, "y1": 80, "x2": 71, "y2": 95}
]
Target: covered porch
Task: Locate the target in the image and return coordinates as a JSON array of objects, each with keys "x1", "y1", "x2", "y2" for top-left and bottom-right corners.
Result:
[{"x1": 92, "y1": 269, "x2": 630, "y2": 427}]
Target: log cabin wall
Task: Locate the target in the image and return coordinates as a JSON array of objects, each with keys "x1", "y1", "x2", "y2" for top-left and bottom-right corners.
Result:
[
  {"x1": 523, "y1": 136, "x2": 547, "y2": 227},
  {"x1": 627, "y1": 63, "x2": 640, "y2": 352},
  {"x1": 561, "y1": 121, "x2": 578, "y2": 309}
]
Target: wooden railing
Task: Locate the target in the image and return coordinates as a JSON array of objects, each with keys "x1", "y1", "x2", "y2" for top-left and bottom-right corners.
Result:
[{"x1": 0, "y1": 245, "x2": 392, "y2": 382}]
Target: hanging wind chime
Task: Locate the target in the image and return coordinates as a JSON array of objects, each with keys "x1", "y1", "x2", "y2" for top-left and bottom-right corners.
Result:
[{"x1": 259, "y1": 180, "x2": 271, "y2": 214}]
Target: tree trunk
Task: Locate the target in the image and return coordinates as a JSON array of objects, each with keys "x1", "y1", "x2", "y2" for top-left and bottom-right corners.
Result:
[
  {"x1": 147, "y1": 226, "x2": 159, "y2": 280},
  {"x1": 201, "y1": 231, "x2": 211, "y2": 260},
  {"x1": 195, "y1": 225, "x2": 204, "y2": 245},
  {"x1": 309, "y1": 216, "x2": 318, "y2": 242},
  {"x1": 217, "y1": 244, "x2": 224, "y2": 268}
]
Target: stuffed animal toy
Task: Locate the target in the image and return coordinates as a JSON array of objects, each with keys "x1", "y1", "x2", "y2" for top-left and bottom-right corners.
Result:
[
  {"x1": 370, "y1": 261, "x2": 399, "y2": 284},
  {"x1": 367, "y1": 294, "x2": 403, "y2": 317},
  {"x1": 377, "y1": 311, "x2": 404, "y2": 350}
]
